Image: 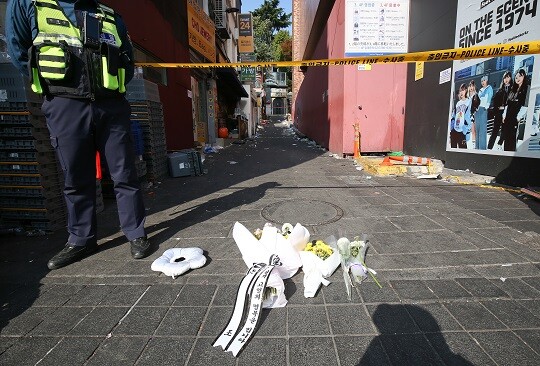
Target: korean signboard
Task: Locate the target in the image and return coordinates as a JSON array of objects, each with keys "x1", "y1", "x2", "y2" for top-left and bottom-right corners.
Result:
[
  {"x1": 345, "y1": 0, "x2": 410, "y2": 56},
  {"x1": 187, "y1": 0, "x2": 216, "y2": 62}
]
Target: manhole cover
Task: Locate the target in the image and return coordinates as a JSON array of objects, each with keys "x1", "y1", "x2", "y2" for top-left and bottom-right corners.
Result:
[{"x1": 261, "y1": 199, "x2": 343, "y2": 226}]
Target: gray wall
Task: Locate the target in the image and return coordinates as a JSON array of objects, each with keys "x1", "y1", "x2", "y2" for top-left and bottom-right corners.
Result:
[{"x1": 403, "y1": 0, "x2": 539, "y2": 186}]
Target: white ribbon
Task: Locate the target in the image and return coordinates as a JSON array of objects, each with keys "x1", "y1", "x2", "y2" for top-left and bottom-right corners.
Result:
[{"x1": 213, "y1": 255, "x2": 281, "y2": 357}]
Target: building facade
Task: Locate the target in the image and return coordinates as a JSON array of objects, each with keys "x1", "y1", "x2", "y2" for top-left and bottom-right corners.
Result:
[
  {"x1": 106, "y1": 0, "x2": 247, "y2": 151},
  {"x1": 292, "y1": 0, "x2": 540, "y2": 185}
]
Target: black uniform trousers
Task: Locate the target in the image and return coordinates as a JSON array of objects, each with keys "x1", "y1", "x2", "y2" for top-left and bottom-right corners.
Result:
[{"x1": 42, "y1": 96, "x2": 146, "y2": 246}]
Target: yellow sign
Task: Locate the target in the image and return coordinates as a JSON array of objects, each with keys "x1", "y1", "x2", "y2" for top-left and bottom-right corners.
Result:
[
  {"x1": 136, "y1": 40, "x2": 540, "y2": 68},
  {"x1": 187, "y1": 0, "x2": 216, "y2": 62},
  {"x1": 238, "y1": 13, "x2": 254, "y2": 53},
  {"x1": 415, "y1": 61, "x2": 424, "y2": 81}
]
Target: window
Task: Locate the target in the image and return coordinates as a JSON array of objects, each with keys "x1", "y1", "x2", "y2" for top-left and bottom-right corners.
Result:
[{"x1": 132, "y1": 46, "x2": 168, "y2": 86}]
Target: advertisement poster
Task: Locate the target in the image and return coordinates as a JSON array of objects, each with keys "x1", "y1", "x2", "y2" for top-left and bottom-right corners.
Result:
[
  {"x1": 448, "y1": 0, "x2": 539, "y2": 158},
  {"x1": 345, "y1": 0, "x2": 410, "y2": 56}
]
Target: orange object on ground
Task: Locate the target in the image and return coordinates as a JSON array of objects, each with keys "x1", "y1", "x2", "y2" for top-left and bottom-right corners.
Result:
[
  {"x1": 96, "y1": 151, "x2": 102, "y2": 180},
  {"x1": 381, "y1": 155, "x2": 431, "y2": 166},
  {"x1": 353, "y1": 122, "x2": 361, "y2": 158}
]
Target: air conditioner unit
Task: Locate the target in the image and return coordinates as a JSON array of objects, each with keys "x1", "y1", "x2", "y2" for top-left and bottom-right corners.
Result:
[{"x1": 214, "y1": 0, "x2": 230, "y2": 39}]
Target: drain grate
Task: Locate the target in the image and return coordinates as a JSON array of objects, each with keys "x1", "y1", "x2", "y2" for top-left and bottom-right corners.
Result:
[{"x1": 261, "y1": 199, "x2": 343, "y2": 226}]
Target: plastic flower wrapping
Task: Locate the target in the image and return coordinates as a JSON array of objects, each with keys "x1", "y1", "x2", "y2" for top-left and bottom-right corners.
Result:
[
  {"x1": 232, "y1": 222, "x2": 378, "y2": 304},
  {"x1": 331, "y1": 235, "x2": 381, "y2": 300}
]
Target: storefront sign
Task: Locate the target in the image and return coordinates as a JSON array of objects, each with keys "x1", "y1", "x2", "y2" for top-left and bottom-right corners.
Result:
[
  {"x1": 447, "y1": 0, "x2": 539, "y2": 158},
  {"x1": 238, "y1": 13, "x2": 255, "y2": 53},
  {"x1": 241, "y1": 67, "x2": 256, "y2": 82},
  {"x1": 187, "y1": 0, "x2": 216, "y2": 62},
  {"x1": 345, "y1": 0, "x2": 410, "y2": 56}
]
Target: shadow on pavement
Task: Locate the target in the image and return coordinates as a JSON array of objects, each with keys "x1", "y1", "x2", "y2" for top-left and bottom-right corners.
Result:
[{"x1": 358, "y1": 304, "x2": 473, "y2": 366}]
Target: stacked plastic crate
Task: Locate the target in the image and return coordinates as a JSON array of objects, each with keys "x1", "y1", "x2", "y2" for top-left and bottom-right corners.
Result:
[
  {"x1": 127, "y1": 78, "x2": 167, "y2": 182},
  {"x1": 0, "y1": 63, "x2": 66, "y2": 231}
]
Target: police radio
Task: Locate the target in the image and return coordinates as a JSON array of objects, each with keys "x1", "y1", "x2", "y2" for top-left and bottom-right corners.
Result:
[{"x1": 83, "y1": 12, "x2": 101, "y2": 49}]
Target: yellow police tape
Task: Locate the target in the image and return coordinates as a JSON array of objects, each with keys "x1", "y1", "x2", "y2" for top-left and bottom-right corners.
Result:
[{"x1": 135, "y1": 40, "x2": 540, "y2": 69}]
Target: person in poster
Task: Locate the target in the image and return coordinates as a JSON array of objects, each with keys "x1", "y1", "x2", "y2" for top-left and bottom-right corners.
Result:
[
  {"x1": 500, "y1": 69, "x2": 529, "y2": 151},
  {"x1": 488, "y1": 71, "x2": 512, "y2": 150},
  {"x1": 449, "y1": 83, "x2": 472, "y2": 148},
  {"x1": 476, "y1": 75, "x2": 493, "y2": 150},
  {"x1": 467, "y1": 80, "x2": 480, "y2": 148}
]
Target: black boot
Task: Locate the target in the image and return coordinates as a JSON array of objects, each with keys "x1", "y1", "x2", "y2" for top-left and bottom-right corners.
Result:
[
  {"x1": 47, "y1": 243, "x2": 98, "y2": 270},
  {"x1": 130, "y1": 236, "x2": 151, "y2": 259}
]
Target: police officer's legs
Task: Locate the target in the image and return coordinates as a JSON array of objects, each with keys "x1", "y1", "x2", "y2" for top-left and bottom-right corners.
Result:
[
  {"x1": 43, "y1": 97, "x2": 98, "y2": 269},
  {"x1": 94, "y1": 98, "x2": 150, "y2": 258}
]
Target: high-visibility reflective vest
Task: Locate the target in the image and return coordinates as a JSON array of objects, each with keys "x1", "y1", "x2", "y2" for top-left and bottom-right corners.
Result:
[{"x1": 30, "y1": 0, "x2": 126, "y2": 98}]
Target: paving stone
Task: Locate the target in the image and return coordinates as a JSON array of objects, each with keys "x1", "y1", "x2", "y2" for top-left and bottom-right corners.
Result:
[
  {"x1": 199, "y1": 306, "x2": 233, "y2": 336},
  {"x1": 32, "y1": 284, "x2": 84, "y2": 307},
  {"x1": 237, "y1": 337, "x2": 287, "y2": 365},
  {"x1": 322, "y1": 281, "x2": 363, "y2": 303},
  {"x1": 489, "y1": 278, "x2": 540, "y2": 299},
  {"x1": 379, "y1": 334, "x2": 445, "y2": 365},
  {"x1": 335, "y1": 335, "x2": 390, "y2": 365},
  {"x1": 288, "y1": 337, "x2": 338, "y2": 366},
  {"x1": 369, "y1": 231, "x2": 477, "y2": 254},
  {"x1": 137, "y1": 284, "x2": 183, "y2": 306},
  {"x1": 423, "y1": 279, "x2": 473, "y2": 299},
  {"x1": 185, "y1": 338, "x2": 236, "y2": 366},
  {"x1": 480, "y1": 299, "x2": 540, "y2": 329},
  {"x1": 471, "y1": 331, "x2": 540, "y2": 366},
  {"x1": 0, "y1": 336, "x2": 18, "y2": 354},
  {"x1": 37, "y1": 337, "x2": 102, "y2": 366},
  {"x1": 64, "y1": 284, "x2": 116, "y2": 306},
  {"x1": 357, "y1": 281, "x2": 400, "y2": 303},
  {"x1": 366, "y1": 304, "x2": 419, "y2": 334},
  {"x1": 85, "y1": 336, "x2": 149, "y2": 366},
  {"x1": 515, "y1": 330, "x2": 540, "y2": 354},
  {"x1": 473, "y1": 263, "x2": 540, "y2": 279},
  {"x1": 327, "y1": 305, "x2": 375, "y2": 335},
  {"x1": 98, "y1": 285, "x2": 149, "y2": 306},
  {"x1": 443, "y1": 301, "x2": 506, "y2": 331},
  {"x1": 154, "y1": 307, "x2": 206, "y2": 336},
  {"x1": 388, "y1": 215, "x2": 445, "y2": 231},
  {"x1": 455, "y1": 277, "x2": 509, "y2": 298},
  {"x1": 114, "y1": 307, "x2": 168, "y2": 335},
  {"x1": 212, "y1": 284, "x2": 238, "y2": 306},
  {"x1": 30, "y1": 306, "x2": 93, "y2": 335},
  {"x1": 69, "y1": 307, "x2": 128, "y2": 336},
  {"x1": 173, "y1": 284, "x2": 216, "y2": 306},
  {"x1": 522, "y1": 276, "x2": 540, "y2": 291},
  {"x1": 256, "y1": 308, "x2": 287, "y2": 336},
  {"x1": 517, "y1": 299, "x2": 540, "y2": 314},
  {"x1": 407, "y1": 303, "x2": 463, "y2": 332},
  {"x1": 287, "y1": 306, "x2": 330, "y2": 335},
  {"x1": 136, "y1": 337, "x2": 195, "y2": 366},
  {"x1": 0, "y1": 336, "x2": 60, "y2": 366},
  {"x1": 425, "y1": 332, "x2": 496, "y2": 366},
  {"x1": 390, "y1": 280, "x2": 438, "y2": 301},
  {"x1": 0, "y1": 306, "x2": 51, "y2": 336}
]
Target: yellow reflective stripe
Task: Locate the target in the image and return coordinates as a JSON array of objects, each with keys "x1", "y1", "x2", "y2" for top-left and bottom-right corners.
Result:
[
  {"x1": 118, "y1": 68, "x2": 126, "y2": 93},
  {"x1": 40, "y1": 71, "x2": 64, "y2": 79},
  {"x1": 31, "y1": 68, "x2": 43, "y2": 94},
  {"x1": 34, "y1": 34, "x2": 82, "y2": 47},
  {"x1": 101, "y1": 56, "x2": 119, "y2": 90},
  {"x1": 40, "y1": 46, "x2": 64, "y2": 57}
]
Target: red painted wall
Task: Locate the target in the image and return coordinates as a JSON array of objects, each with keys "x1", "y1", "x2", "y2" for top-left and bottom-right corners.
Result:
[
  {"x1": 294, "y1": 0, "x2": 407, "y2": 154},
  {"x1": 105, "y1": 1, "x2": 193, "y2": 151}
]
